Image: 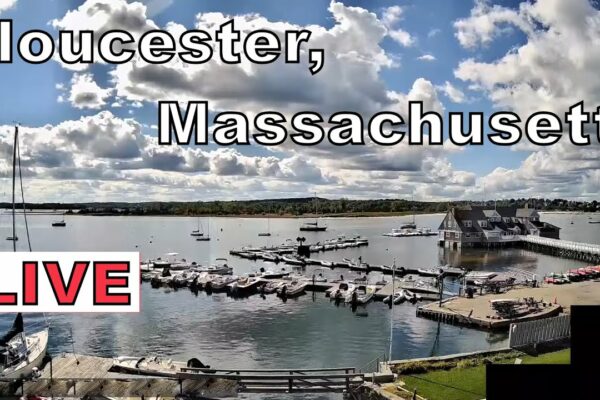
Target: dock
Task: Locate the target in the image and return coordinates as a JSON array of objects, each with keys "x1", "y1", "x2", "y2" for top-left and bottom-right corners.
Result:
[
  {"x1": 414, "y1": 280, "x2": 600, "y2": 330},
  {"x1": 417, "y1": 299, "x2": 561, "y2": 330},
  {"x1": 0, "y1": 353, "x2": 363, "y2": 397},
  {"x1": 518, "y1": 235, "x2": 600, "y2": 263}
]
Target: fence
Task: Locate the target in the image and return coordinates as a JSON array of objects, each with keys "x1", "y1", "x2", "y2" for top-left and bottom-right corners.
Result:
[{"x1": 509, "y1": 314, "x2": 571, "y2": 348}]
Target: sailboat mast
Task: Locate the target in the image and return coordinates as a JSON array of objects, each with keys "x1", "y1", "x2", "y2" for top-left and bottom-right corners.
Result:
[
  {"x1": 314, "y1": 192, "x2": 318, "y2": 223},
  {"x1": 411, "y1": 195, "x2": 415, "y2": 225},
  {"x1": 11, "y1": 126, "x2": 18, "y2": 251}
]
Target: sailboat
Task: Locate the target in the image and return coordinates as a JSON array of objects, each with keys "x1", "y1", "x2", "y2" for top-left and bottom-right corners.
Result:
[
  {"x1": 400, "y1": 197, "x2": 417, "y2": 229},
  {"x1": 300, "y1": 194, "x2": 327, "y2": 231},
  {"x1": 52, "y1": 213, "x2": 66, "y2": 227},
  {"x1": 0, "y1": 313, "x2": 48, "y2": 379},
  {"x1": 1, "y1": 126, "x2": 49, "y2": 379},
  {"x1": 258, "y1": 217, "x2": 271, "y2": 237},
  {"x1": 190, "y1": 216, "x2": 204, "y2": 237},
  {"x1": 196, "y1": 217, "x2": 211, "y2": 241}
]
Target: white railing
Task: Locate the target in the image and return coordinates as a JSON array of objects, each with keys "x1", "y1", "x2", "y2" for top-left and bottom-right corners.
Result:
[
  {"x1": 509, "y1": 315, "x2": 570, "y2": 348},
  {"x1": 519, "y1": 235, "x2": 600, "y2": 255}
]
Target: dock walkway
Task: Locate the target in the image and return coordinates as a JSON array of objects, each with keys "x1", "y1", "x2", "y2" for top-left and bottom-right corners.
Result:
[
  {"x1": 0, "y1": 354, "x2": 363, "y2": 397},
  {"x1": 518, "y1": 235, "x2": 600, "y2": 263}
]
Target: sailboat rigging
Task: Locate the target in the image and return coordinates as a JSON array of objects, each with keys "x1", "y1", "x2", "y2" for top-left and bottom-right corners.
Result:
[
  {"x1": 258, "y1": 205, "x2": 272, "y2": 236},
  {"x1": 52, "y1": 212, "x2": 66, "y2": 227},
  {"x1": 196, "y1": 217, "x2": 211, "y2": 241},
  {"x1": 190, "y1": 216, "x2": 204, "y2": 237},
  {"x1": 300, "y1": 193, "x2": 327, "y2": 231},
  {"x1": 1, "y1": 126, "x2": 49, "y2": 379}
]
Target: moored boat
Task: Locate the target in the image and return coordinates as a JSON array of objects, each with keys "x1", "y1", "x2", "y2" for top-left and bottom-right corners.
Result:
[
  {"x1": 276, "y1": 280, "x2": 307, "y2": 298},
  {"x1": 1, "y1": 314, "x2": 49, "y2": 380}
]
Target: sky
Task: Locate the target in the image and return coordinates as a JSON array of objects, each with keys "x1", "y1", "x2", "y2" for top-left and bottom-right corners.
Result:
[{"x1": 0, "y1": 0, "x2": 599, "y2": 203}]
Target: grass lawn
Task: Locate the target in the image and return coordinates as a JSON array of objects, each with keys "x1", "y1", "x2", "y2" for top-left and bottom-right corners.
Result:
[{"x1": 396, "y1": 349, "x2": 570, "y2": 400}]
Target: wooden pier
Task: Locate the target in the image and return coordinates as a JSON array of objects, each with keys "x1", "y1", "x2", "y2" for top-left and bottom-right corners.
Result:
[
  {"x1": 179, "y1": 366, "x2": 364, "y2": 394},
  {"x1": 0, "y1": 354, "x2": 363, "y2": 397},
  {"x1": 518, "y1": 235, "x2": 600, "y2": 263}
]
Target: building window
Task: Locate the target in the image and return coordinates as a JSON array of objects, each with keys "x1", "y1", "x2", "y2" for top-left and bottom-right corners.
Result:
[
  {"x1": 465, "y1": 232, "x2": 471, "y2": 238},
  {"x1": 464, "y1": 220, "x2": 472, "y2": 227},
  {"x1": 454, "y1": 232, "x2": 460, "y2": 239},
  {"x1": 479, "y1": 220, "x2": 487, "y2": 228}
]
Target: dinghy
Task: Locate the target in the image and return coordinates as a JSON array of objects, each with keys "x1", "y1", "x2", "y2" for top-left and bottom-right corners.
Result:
[{"x1": 112, "y1": 355, "x2": 213, "y2": 377}]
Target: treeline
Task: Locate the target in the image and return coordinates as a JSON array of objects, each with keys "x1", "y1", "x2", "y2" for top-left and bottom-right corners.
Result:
[{"x1": 0, "y1": 197, "x2": 598, "y2": 216}]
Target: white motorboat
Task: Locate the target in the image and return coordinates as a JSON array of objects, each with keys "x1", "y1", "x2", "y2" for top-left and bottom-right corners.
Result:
[
  {"x1": 259, "y1": 252, "x2": 279, "y2": 262},
  {"x1": 276, "y1": 280, "x2": 307, "y2": 298},
  {"x1": 261, "y1": 269, "x2": 289, "y2": 279},
  {"x1": 206, "y1": 275, "x2": 238, "y2": 291},
  {"x1": 417, "y1": 268, "x2": 443, "y2": 277},
  {"x1": 259, "y1": 280, "x2": 284, "y2": 294},
  {"x1": 346, "y1": 285, "x2": 376, "y2": 305},
  {"x1": 228, "y1": 275, "x2": 263, "y2": 296},
  {"x1": 326, "y1": 282, "x2": 355, "y2": 300},
  {"x1": 383, "y1": 291, "x2": 406, "y2": 305},
  {"x1": 282, "y1": 255, "x2": 305, "y2": 266},
  {"x1": 464, "y1": 271, "x2": 497, "y2": 283},
  {"x1": 1, "y1": 314, "x2": 49, "y2": 380},
  {"x1": 112, "y1": 355, "x2": 214, "y2": 377},
  {"x1": 194, "y1": 258, "x2": 233, "y2": 275}
]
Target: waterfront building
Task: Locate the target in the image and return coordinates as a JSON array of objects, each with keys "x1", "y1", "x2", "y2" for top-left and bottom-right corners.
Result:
[{"x1": 438, "y1": 205, "x2": 560, "y2": 248}]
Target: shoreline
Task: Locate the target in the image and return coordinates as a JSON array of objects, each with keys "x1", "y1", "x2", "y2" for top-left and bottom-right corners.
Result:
[{"x1": 1, "y1": 211, "x2": 446, "y2": 218}]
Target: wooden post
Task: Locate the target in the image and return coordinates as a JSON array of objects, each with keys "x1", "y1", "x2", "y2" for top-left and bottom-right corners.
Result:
[{"x1": 288, "y1": 371, "x2": 293, "y2": 392}]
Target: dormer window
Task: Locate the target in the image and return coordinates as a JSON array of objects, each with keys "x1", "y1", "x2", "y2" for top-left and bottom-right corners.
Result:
[{"x1": 464, "y1": 220, "x2": 472, "y2": 228}]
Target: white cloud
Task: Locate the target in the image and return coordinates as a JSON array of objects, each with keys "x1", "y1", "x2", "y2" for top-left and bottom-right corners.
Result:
[
  {"x1": 427, "y1": 28, "x2": 441, "y2": 38},
  {"x1": 437, "y1": 81, "x2": 467, "y2": 103},
  {"x1": 68, "y1": 73, "x2": 113, "y2": 109},
  {"x1": 4, "y1": 0, "x2": 536, "y2": 202},
  {"x1": 0, "y1": 0, "x2": 16, "y2": 15},
  {"x1": 381, "y1": 5, "x2": 415, "y2": 47},
  {"x1": 417, "y1": 54, "x2": 436, "y2": 62},
  {"x1": 455, "y1": 0, "x2": 600, "y2": 200},
  {"x1": 454, "y1": 0, "x2": 532, "y2": 49},
  {"x1": 141, "y1": 0, "x2": 173, "y2": 17}
]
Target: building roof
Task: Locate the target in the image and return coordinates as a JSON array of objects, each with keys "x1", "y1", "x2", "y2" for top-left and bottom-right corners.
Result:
[{"x1": 516, "y1": 208, "x2": 539, "y2": 218}]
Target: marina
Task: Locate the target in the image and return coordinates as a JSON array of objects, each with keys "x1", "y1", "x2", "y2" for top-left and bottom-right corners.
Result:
[{"x1": 2, "y1": 211, "x2": 600, "y2": 399}]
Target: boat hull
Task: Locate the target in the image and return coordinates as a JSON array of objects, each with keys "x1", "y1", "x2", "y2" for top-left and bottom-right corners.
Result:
[{"x1": 1, "y1": 329, "x2": 49, "y2": 380}]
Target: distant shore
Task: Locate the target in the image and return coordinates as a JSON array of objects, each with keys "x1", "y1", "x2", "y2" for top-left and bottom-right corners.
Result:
[{"x1": 2, "y1": 210, "x2": 444, "y2": 218}]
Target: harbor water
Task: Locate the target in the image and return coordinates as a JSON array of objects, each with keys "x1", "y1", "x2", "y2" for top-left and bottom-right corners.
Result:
[{"x1": 1, "y1": 212, "x2": 598, "y2": 399}]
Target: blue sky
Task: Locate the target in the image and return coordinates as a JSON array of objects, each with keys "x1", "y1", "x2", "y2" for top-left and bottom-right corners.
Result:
[{"x1": 0, "y1": 0, "x2": 598, "y2": 202}]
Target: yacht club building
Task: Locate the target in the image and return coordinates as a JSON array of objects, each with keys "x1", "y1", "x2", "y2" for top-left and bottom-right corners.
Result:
[{"x1": 438, "y1": 205, "x2": 560, "y2": 249}]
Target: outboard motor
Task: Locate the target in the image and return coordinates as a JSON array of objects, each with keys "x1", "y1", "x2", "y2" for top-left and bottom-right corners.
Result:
[
  {"x1": 351, "y1": 290, "x2": 358, "y2": 306},
  {"x1": 150, "y1": 276, "x2": 160, "y2": 288},
  {"x1": 279, "y1": 284, "x2": 288, "y2": 298}
]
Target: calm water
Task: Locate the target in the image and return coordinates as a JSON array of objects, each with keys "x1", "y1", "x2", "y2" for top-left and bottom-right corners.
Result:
[{"x1": 1, "y1": 212, "x2": 598, "y2": 399}]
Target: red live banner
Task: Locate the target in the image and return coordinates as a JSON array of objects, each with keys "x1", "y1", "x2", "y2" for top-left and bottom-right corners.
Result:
[{"x1": 0, "y1": 252, "x2": 140, "y2": 312}]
